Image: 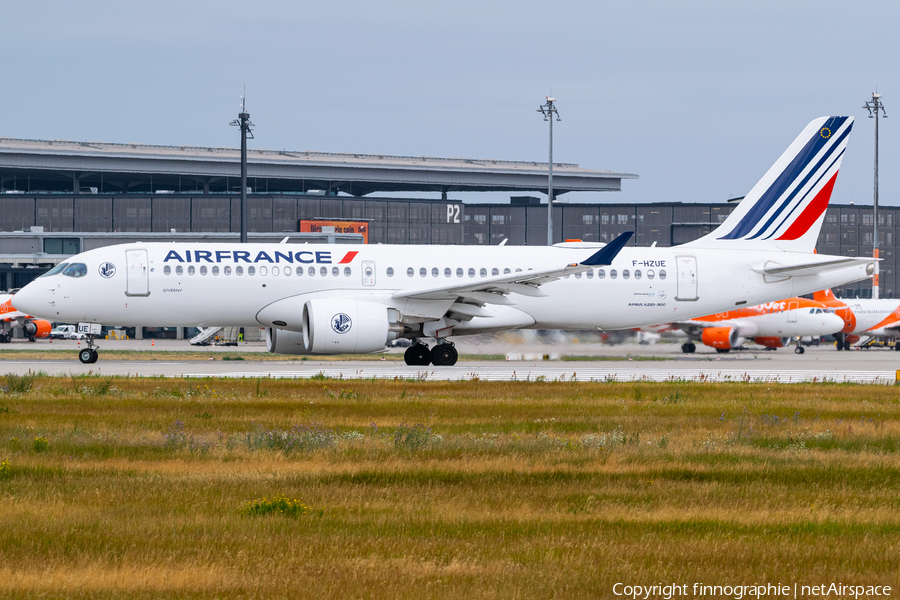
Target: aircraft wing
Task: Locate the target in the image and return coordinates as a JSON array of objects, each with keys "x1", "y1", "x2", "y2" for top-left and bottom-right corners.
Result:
[
  {"x1": 752, "y1": 257, "x2": 874, "y2": 278},
  {"x1": 393, "y1": 231, "x2": 634, "y2": 303}
]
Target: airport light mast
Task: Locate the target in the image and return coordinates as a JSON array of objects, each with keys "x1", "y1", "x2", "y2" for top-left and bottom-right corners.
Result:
[
  {"x1": 863, "y1": 92, "x2": 887, "y2": 299},
  {"x1": 230, "y1": 90, "x2": 255, "y2": 243},
  {"x1": 537, "y1": 96, "x2": 560, "y2": 246}
]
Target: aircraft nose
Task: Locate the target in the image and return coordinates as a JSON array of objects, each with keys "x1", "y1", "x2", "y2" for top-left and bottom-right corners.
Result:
[
  {"x1": 823, "y1": 313, "x2": 845, "y2": 334},
  {"x1": 12, "y1": 282, "x2": 43, "y2": 317}
]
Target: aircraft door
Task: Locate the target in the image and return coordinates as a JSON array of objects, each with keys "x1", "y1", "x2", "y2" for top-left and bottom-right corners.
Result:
[
  {"x1": 675, "y1": 255, "x2": 698, "y2": 301},
  {"x1": 787, "y1": 301, "x2": 799, "y2": 323},
  {"x1": 125, "y1": 249, "x2": 150, "y2": 297},
  {"x1": 362, "y1": 261, "x2": 376, "y2": 286}
]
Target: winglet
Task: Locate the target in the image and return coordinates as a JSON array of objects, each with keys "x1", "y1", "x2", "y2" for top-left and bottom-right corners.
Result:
[{"x1": 581, "y1": 231, "x2": 634, "y2": 266}]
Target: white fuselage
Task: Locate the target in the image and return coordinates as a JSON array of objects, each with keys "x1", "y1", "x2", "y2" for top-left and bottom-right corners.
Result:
[{"x1": 13, "y1": 242, "x2": 872, "y2": 335}]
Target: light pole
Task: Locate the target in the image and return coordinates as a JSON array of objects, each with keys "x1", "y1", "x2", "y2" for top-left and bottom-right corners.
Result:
[
  {"x1": 537, "y1": 96, "x2": 560, "y2": 246},
  {"x1": 230, "y1": 90, "x2": 255, "y2": 243},
  {"x1": 863, "y1": 92, "x2": 887, "y2": 298}
]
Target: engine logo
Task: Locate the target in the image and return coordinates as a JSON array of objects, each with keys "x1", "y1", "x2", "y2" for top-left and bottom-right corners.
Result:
[
  {"x1": 331, "y1": 313, "x2": 352, "y2": 334},
  {"x1": 99, "y1": 262, "x2": 116, "y2": 278}
]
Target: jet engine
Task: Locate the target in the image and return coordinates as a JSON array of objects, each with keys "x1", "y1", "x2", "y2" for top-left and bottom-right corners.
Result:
[
  {"x1": 701, "y1": 327, "x2": 741, "y2": 350},
  {"x1": 23, "y1": 319, "x2": 52, "y2": 339},
  {"x1": 301, "y1": 299, "x2": 400, "y2": 354},
  {"x1": 266, "y1": 327, "x2": 311, "y2": 355},
  {"x1": 753, "y1": 336, "x2": 791, "y2": 349}
]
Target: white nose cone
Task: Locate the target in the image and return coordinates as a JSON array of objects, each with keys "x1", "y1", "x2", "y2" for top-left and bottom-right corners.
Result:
[{"x1": 822, "y1": 313, "x2": 845, "y2": 335}]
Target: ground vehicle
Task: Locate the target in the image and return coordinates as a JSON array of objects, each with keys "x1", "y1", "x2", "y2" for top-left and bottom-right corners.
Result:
[{"x1": 49, "y1": 325, "x2": 86, "y2": 340}]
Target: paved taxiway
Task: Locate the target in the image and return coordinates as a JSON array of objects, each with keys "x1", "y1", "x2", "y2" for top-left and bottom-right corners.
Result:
[{"x1": 1, "y1": 339, "x2": 898, "y2": 384}]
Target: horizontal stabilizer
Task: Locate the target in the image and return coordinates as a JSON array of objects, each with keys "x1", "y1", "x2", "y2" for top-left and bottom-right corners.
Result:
[{"x1": 752, "y1": 257, "x2": 875, "y2": 278}]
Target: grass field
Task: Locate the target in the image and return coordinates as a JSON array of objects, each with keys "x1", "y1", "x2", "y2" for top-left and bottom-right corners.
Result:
[{"x1": 0, "y1": 374, "x2": 898, "y2": 598}]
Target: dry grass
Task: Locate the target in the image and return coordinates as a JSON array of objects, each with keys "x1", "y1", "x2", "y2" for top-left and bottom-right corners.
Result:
[{"x1": 0, "y1": 375, "x2": 898, "y2": 598}]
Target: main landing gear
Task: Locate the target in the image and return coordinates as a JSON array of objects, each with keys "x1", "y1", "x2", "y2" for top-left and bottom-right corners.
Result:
[
  {"x1": 78, "y1": 335, "x2": 99, "y2": 364},
  {"x1": 681, "y1": 342, "x2": 697, "y2": 354},
  {"x1": 403, "y1": 340, "x2": 458, "y2": 366}
]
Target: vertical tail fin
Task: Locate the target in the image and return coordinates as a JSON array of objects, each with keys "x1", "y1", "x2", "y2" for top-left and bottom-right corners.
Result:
[
  {"x1": 686, "y1": 116, "x2": 853, "y2": 252},
  {"x1": 813, "y1": 288, "x2": 835, "y2": 302}
]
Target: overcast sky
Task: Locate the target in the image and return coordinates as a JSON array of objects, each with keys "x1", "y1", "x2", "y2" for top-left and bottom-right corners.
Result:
[{"x1": 2, "y1": 0, "x2": 898, "y2": 206}]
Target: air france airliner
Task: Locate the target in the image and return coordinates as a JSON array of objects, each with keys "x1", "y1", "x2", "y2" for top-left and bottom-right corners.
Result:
[{"x1": 13, "y1": 116, "x2": 874, "y2": 366}]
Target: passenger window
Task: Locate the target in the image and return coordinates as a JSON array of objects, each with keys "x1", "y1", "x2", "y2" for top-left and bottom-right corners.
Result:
[
  {"x1": 386, "y1": 267, "x2": 394, "y2": 277},
  {"x1": 479, "y1": 268, "x2": 487, "y2": 277},
  {"x1": 284, "y1": 267, "x2": 291, "y2": 276},
  {"x1": 468, "y1": 268, "x2": 476, "y2": 278},
  {"x1": 41, "y1": 263, "x2": 69, "y2": 278},
  {"x1": 260, "y1": 266, "x2": 268, "y2": 276},
  {"x1": 236, "y1": 266, "x2": 244, "y2": 276},
  {"x1": 574, "y1": 272, "x2": 582, "y2": 279},
  {"x1": 344, "y1": 267, "x2": 351, "y2": 277},
  {"x1": 444, "y1": 267, "x2": 451, "y2": 277},
  {"x1": 610, "y1": 269, "x2": 617, "y2": 279},
  {"x1": 294, "y1": 266, "x2": 302, "y2": 276},
  {"x1": 515, "y1": 268, "x2": 522, "y2": 273},
  {"x1": 659, "y1": 269, "x2": 667, "y2": 280},
  {"x1": 492, "y1": 268, "x2": 499, "y2": 276},
  {"x1": 212, "y1": 266, "x2": 220, "y2": 276},
  {"x1": 622, "y1": 269, "x2": 630, "y2": 280},
  {"x1": 456, "y1": 268, "x2": 463, "y2": 277},
  {"x1": 272, "y1": 266, "x2": 279, "y2": 276},
  {"x1": 200, "y1": 266, "x2": 208, "y2": 276},
  {"x1": 164, "y1": 265, "x2": 171, "y2": 276},
  {"x1": 598, "y1": 269, "x2": 605, "y2": 279},
  {"x1": 647, "y1": 270, "x2": 655, "y2": 279},
  {"x1": 319, "y1": 266, "x2": 327, "y2": 276},
  {"x1": 248, "y1": 266, "x2": 256, "y2": 276},
  {"x1": 62, "y1": 263, "x2": 87, "y2": 278},
  {"x1": 432, "y1": 267, "x2": 439, "y2": 277},
  {"x1": 419, "y1": 267, "x2": 427, "y2": 277},
  {"x1": 224, "y1": 266, "x2": 232, "y2": 276},
  {"x1": 176, "y1": 265, "x2": 183, "y2": 276},
  {"x1": 407, "y1": 267, "x2": 414, "y2": 277},
  {"x1": 634, "y1": 270, "x2": 642, "y2": 280},
  {"x1": 586, "y1": 270, "x2": 594, "y2": 279},
  {"x1": 308, "y1": 266, "x2": 315, "y2": 276},
  {"x1": 332, "y1": 267, "x2": 339, "y2": 277},
  {"x1": 503, "y1": 268, "x2": 511, "y2": 274},
  {"x1": 188, "y1": 266, "x2": 196, "y2": 275}
]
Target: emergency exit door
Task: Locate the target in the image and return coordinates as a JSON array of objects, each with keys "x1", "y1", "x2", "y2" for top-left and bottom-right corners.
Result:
[
  {"x1": 787, "y1": 301, "x2": 799, "y2": 323},
  {"x1": 125, "y1": 249, "x2": 150, "y2": 296},
  {"x1": 675, "y1": 255, "x2": 698, "y2": 301}
]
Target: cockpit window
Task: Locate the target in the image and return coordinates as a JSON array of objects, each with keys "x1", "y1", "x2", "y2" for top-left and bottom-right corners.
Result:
[
  {"x1": 40, "y1": 263, "x2": 70, "y2": 277},
  {"x1": 62, "y1": 263, "x2": 87, "y2": 278}
]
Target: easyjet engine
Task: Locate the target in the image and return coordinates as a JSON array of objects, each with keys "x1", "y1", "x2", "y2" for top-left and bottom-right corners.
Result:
[
  {"x1": 701, "y1": 327, "x2": 741, "y2": 350},
  {"x1": 753, "y1": 336, "x2": 791, "y2": 349},
  {"x1": 266, "y1": 299, "x2": 401, "y2": 355},
  {"x1": 23, "y1": 319, "x2": 52, "y2": 339}
]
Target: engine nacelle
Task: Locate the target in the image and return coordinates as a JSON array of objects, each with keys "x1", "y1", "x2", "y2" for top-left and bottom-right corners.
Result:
[
  {"x1": 302, "y1": 299, "x2": 398, "y2": 354},
  {"x1": 753, "y1": 336, "x2": 791, "y2": 349},
  {"x1": 266, "y1": 327, "x2": 312, "y2": 355},
  {"x1": 23, "y1": 319, "x2": 52, "y2": 339},
  {"x1": 701, "y1": 327, "x2": 740, "y2": 350}
]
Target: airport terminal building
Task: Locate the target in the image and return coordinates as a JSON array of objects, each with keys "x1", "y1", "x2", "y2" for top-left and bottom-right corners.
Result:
[{"x1": 0, "y1": 136, "x2": 890, "y2": 338}]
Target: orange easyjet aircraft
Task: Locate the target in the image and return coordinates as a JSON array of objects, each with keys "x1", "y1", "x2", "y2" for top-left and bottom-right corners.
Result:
[
  {"x1": 813, "y1": 288, "x2": 900, "y2": 350},
  {"x1": 653, "y1": 297, "x2": 844, "y2": 354},
  {"x1": 0, "y1": 294, "x2": 53, "y2": 343}
]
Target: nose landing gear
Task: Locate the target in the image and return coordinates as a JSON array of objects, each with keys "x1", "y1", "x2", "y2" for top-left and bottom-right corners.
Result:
[{"x1": 78, "y1": 335, "x2": 99, "y2": 364}]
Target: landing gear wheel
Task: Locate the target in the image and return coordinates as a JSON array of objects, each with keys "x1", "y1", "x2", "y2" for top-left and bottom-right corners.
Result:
[
  {"x1": 0, "y1": 333, "x2": 10, "y2": 344},
  {"x1": 430, "y1": 343, "x2": 458, "y2": 366},
  {"x1": 78, "y1": 348, "x2": 96, "y2": 364},
  {"x1": 843, "y1": 341, "x2": 851, "y2": 351},
  {"x1": 894, "y1": 343, "x2": 900, "y2": 352},
  {"x1": 681, "y1": 343, "x2": 696, "y2": 354},
  {"x1": 715, "y1": 348, "x2": 730, "y2": 354},
  {"x1": 28, "y1": 336, "x2": 35, "y2": 343},
  {"x1": 794, "y1": 346, "x2": 805, "y2": 354},
  {"x1": 404, "y1": 343, "x2": 431, "y2": 366}
]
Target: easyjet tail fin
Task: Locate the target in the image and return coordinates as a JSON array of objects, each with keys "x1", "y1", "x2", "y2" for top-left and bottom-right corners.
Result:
[
  {"x1": 813, "y1": 288, "x2": 835, "y2": 302},
  {"x1": 685, "y1": 116, "x2": 853, "y2": 253}
]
